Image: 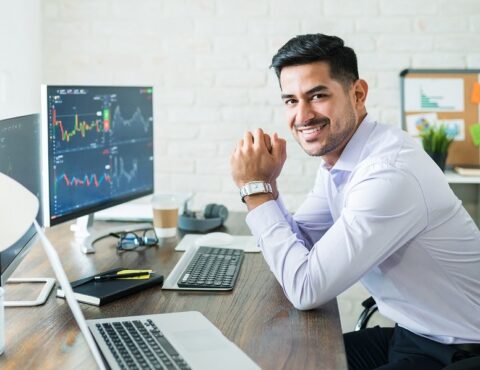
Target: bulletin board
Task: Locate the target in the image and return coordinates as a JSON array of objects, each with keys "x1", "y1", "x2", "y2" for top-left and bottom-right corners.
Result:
[{"x1": 400, "y1": 69, "x2": 480, "y2": 166}]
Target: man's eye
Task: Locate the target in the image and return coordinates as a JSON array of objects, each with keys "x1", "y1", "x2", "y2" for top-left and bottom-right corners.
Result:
[
  {"x1": 284, "y1": 99, "x2": 297, "y2": 105},
  {"x1": 311, "y1": 94, "x2": 326, "y2": 100}
]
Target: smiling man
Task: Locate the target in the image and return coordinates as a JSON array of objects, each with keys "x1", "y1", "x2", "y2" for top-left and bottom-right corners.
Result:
[{"x1": 230, "y1": 34, "x2": 480, "y2": 370}]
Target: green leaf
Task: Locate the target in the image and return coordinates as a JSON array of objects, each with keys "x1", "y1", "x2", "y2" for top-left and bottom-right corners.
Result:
[{"x1": 419, "y1": 124, "x2": 452, "y2": 154}]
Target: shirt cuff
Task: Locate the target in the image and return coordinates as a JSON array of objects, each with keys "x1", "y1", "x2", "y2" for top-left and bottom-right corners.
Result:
[
  {"x1": 245, "y1": 200, "x2": 287, "y2": 237},
  {"x1": 275, "y1": 195, "x2": 291, "y2": 217}
]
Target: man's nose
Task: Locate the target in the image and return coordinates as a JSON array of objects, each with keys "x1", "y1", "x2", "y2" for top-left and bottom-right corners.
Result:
[{"x1": 296, "y1": 101, "x2": 315, "y2": 125}]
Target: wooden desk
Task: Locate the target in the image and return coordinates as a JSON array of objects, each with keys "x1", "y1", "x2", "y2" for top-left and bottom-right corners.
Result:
[{"x1": 0, "y1": 213, "x2": 347, "y2": 370}]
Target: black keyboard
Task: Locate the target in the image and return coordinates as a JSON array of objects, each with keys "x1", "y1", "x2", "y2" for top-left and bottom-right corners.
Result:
[
  {"x1": 177, "y1": 246, "x2": 244, "y2": 290},
  {"x1": 96, "y1": 319, "x2": 192, "y2": 370}
]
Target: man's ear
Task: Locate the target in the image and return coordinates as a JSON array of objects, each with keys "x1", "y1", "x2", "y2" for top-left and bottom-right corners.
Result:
[{"x1": 353, "y1": 79, "x2": 368, "y2": 108}]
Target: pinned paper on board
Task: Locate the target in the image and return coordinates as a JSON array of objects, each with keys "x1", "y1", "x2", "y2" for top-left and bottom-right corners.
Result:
[
  {"x1": 404, "y1": 78, "x2": 464, "y2": 112},
  {"x1": 438, "y1": 119, "x2": 465, "y2": 141},
  {"x1": 406, "y1": 113, "x2": 465, "y2": 141},
  {"x1": 401, "y1": 70, "x2": 480, "y2": 166},
  {"x1": 471, "y1": 82, "x2": 480, "y2": 104},
  {"x1": 470, "y1": 123, "x2": 480, "y2": 146},
  {"x1": 406, "y1": 113, "x2": 437, "y2": 136}
]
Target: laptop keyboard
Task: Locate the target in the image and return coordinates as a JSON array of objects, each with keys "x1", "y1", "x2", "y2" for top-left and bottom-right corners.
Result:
[
  {"x1": 96, "y1": 319, "x2": 192, "y2": 370},
  {"x1": 177, "y1": 246, "x2": 244, "y2": 290}
]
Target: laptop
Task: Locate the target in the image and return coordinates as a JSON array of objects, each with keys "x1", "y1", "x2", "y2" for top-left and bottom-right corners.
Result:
[{"x1": 34, "y1": 221, "x2": 260, "y2": 370}]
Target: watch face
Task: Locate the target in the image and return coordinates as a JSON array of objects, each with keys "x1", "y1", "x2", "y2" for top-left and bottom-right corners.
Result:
[
  {"x1": 252, "y1": 183, "x2": 263, "y2": 191},
  {"x1": 240, "y1": 182, "x2": 271, "y2": 202}
]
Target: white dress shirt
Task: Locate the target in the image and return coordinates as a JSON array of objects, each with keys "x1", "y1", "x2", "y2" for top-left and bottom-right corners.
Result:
[{"x1": 246, "y1": 114, "x2": 480, "y2": 344}]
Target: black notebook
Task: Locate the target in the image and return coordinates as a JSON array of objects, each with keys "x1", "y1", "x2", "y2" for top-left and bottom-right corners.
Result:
[{"x1": 56, "y1": 267, "x2": 164, "y2": 306}]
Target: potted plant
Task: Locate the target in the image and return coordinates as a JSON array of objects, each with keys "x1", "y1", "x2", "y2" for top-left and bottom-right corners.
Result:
[{"x1": 419, "y1": 124, "x2": 454, "y2": 171}]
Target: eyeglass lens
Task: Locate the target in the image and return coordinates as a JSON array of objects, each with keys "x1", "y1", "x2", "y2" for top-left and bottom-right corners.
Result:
[{"x1": 117, "y1": 229, "x2": 158, "y2": 250}]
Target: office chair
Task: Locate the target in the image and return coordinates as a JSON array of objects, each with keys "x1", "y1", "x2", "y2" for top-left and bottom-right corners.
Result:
[
  {"x1": 355, "y1": 297, "x2": 480, "y2": 370},
  {"x1": 354, "y1": 296, "x2": 378, "y2": 331}
]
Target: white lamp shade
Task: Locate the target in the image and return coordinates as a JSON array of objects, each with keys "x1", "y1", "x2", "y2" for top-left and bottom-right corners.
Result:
[{"x1": 0, "y1": 173, "x2": 39, "y2": 251}]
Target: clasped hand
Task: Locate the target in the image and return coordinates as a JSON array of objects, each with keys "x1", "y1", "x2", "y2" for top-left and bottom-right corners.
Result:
[{"x1": 230, "y1": 128, "x2": 287, "y2": 196}]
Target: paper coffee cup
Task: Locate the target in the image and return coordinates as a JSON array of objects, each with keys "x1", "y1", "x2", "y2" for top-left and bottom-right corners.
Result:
[{"x1": 152, "y1": 194, "x2": 179, "y2": 238}]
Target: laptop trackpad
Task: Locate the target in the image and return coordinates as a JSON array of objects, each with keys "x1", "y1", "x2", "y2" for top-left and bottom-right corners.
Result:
[{"x1": 173, "y1": 329, "x2": 229, "y2": 352}]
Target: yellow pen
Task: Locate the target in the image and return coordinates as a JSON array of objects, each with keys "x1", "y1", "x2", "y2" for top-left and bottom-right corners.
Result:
[{"x1": 94, "y1": 271, "x2": 152, "y2": 281}]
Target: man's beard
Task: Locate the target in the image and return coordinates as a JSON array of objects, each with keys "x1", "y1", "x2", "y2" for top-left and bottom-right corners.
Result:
[{"x1": 297, "y1": 108, "x2": 357, "y2": 157}]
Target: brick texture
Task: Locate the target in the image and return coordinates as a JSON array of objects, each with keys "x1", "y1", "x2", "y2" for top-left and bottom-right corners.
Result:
[{"x1": 39, "y1": 0, "x2": 480, "y2": 212}]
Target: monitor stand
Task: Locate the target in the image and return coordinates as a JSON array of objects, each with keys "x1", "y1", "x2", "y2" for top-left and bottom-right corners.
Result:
[
  {"x1": 4, "y1": 277, "x2": 56, "y2": 307},
  {"x1": 71, "y1": 214, "x2": 152, "y2": 254}
]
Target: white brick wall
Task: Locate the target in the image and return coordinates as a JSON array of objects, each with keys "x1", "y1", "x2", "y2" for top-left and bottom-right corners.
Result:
[
  {"x1": 41, "y1": 0, "x2": 480, "y2": 212},
  {"x1": 0, "y1": 0, "x2": 41, "y2": 119}
]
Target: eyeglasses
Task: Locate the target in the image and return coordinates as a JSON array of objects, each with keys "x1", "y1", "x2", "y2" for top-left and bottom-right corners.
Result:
[{"x1": 109, "y1": 229, "x2": 159, "y2": 251}]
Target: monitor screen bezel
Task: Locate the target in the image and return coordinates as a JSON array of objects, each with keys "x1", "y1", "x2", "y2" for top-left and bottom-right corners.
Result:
[{"x1": 41, "y1": 85, "x2": 155, "y2": 227}]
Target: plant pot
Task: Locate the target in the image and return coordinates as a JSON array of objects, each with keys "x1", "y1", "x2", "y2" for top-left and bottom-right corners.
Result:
[{"x1": 426, "y1": 151, "x2": 447, "y2": 171}]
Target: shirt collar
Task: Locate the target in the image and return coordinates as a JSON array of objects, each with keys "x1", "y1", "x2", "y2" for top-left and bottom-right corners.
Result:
[{"x1": 322, "y1": 113, "x2": 377, "y2": 173}]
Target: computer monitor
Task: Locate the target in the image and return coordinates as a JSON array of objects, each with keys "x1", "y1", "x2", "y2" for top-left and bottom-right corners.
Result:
[
  {"x1": 41, "y1": 85, "x2": 155, "y2": 253},
  {"x1": 0, "y1": 114, "x2": 43, "y2": 286}
]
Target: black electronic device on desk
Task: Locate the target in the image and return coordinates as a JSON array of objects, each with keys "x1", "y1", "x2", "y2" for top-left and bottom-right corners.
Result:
[
  {"x1": 163, "y1": 246, "x2": 245, "y2": 291},
  {"x1": 41, "y1": 85, "x2": 155, "y2": 254},
  {"x1": 177, "y1": 246, "x2": 244, "y2": 290}
]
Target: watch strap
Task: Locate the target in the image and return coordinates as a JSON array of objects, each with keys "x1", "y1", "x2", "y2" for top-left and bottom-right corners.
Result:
[{"x1": 239, "y1": 181, "x2": 273, "y2": 203}]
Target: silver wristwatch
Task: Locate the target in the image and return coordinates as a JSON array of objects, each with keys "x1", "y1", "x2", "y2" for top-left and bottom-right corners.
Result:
[{"x1": 239, "y1": 181, "x2": 273, "y2": 203}]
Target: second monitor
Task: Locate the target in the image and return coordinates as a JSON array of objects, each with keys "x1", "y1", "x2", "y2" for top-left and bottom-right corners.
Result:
[{"x1": 41, "y1": 85, "x2": 155, "y2": 252}]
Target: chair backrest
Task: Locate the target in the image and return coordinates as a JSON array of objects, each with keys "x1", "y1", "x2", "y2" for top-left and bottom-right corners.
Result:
[{"x1": 355, "y1": 296, "x2": 378, "y2": 331}]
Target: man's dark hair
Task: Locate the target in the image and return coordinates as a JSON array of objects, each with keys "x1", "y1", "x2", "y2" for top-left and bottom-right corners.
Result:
[{"x1": 271, "y1": 34, "x2": 359, "y2": 88}]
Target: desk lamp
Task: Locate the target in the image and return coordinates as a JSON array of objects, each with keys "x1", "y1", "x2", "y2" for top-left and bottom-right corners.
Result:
[
  {"x1": 0, "y1": 173, "x2": 39, "y2": 252},
  {"x1": 0, "y1": 172, "x2": 39, "y2": 355},
  {"x1": 0, "y1": 173, "x2": 106, "y2": 369}
]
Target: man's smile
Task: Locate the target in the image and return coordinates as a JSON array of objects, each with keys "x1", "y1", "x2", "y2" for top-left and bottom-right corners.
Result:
[{"x1": 295, "y1": 119, "x2": 330, "y2": 141}]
